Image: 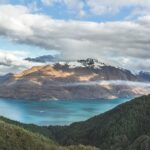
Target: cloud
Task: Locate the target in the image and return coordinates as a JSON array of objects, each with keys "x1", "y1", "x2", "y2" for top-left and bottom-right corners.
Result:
[
  {"x1": 41, "y1": 0, "x2": 85, "y2": 17},
  {"x1": 0, "y1": 4, "x2": 150, "y2": 72},
  {"x1": 86, "y1": 0, "x2": 150, "y2": 16},
  {"x1": 27, "y1": 1, "x2": 41, "y2": 13},
  {"x1": 0, "y1": 0, "x2": 9, "y2": 4},
  {"x1": 41, "y1": 0, "x2": 53, "y2": 6},
  {"x1": 41, "y1": 0, "x2": 150, "y2": 17},
  {"x1": 62, "y1": 80, "x2": 150, "y2": 87},
  {"x1": 0, "y1": 50, "x2": 42, "y2": 75}
]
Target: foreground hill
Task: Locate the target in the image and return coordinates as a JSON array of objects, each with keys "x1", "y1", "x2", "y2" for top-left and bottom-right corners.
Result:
[
  {"x1": 0, "y1": 95, "x2": 150, "y2": 150},
  {"x1": 0, "y1": 59, "x2": 149, "y2": 100},
  {"x1": 48, "y1": 94, "x2": 150, "y2": 150},
  {"x1": 0, "y1": 119, "x2": 99, "y2": 150}
]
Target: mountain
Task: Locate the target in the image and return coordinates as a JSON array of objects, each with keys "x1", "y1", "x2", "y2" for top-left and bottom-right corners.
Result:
[
  {"x1": 0, "y1": 73, "x2": 14, "y2": 82},
  {"x1": 0, "y1": 58, "x2": 149, "y2": 100},
  {"x1": 0, "y1": 95, "x2": 150, "y2": 150},
  {"x1": 25, "y1": 55, "x2": 56, "y2": 63},
  {"x1": 0, "y1": 119, "x2": 99, "y2": 150},
  {"x1": 138, "y1": 71, "x2": 150, "y2": 81},
  {"x1": 48, "y1": 94, "x2": 150, "y2": 150}
]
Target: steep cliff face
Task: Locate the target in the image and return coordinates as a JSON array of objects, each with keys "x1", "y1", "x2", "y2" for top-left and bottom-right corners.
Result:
[{"x1": 0, "y1": 59, "x2": 149, "y2": 100}]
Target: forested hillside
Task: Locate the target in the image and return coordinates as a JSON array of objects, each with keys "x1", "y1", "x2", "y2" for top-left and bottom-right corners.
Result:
[
  {"x1": 0, "y1": 95, "x2": 150, "y2": 150},
  {"x1": 48, "y1": 95, "x2": 150, "y2": 150},
  {"x1": 0, "y1": 120, "x2": 99, "y2": 150}
]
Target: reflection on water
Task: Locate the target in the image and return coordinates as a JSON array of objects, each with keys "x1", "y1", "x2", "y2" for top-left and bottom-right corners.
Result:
[{"x1": 0, "y1": 98, "x2": 130, "y2": 125}]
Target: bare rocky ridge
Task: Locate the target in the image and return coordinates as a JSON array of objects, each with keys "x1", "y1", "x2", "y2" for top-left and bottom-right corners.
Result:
[{"x1": 0, "y1": 59, "x2": 149, "y2": 100}]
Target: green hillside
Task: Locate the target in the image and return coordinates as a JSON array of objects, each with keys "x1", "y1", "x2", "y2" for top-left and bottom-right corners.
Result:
[
  {"x1": 0, "y1": 95, "x2": 150, "y2": 150},
  {"x1": 0, "y1": 116, "x2": 52, "y2": 139},
  {"x1": 0, "y1": 120, "x2": 99, "y2": 150},
  {"x1": 0, "y1": 120, "x2": 59, "y2": 150},
  {"x1": 48, "y1": 95, "x2": 150, "y2": 150}
]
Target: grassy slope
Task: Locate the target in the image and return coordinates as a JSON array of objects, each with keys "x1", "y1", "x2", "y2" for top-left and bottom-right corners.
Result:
[
  {"x1": 0, "y1": 120, "x2": 60, "y2": 150},
  {"x1": 48, "y1": 95, "x2": 150, "y2": 150},
  {"x1": 0, "y1": 120, "x2": 100, "y2": 150},
  {"x1": 0, "y1": 116, "x2": 52, "y2": 139}
]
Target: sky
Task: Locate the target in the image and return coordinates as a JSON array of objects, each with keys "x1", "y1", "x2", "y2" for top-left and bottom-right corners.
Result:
[{"x1": 0, "y1": 0, "x2": 150, "y2": 74}]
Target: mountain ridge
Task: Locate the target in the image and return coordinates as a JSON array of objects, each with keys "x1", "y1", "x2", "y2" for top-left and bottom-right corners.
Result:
[
  {"x1": 48, "y1": 94, "x2": 150, "y2": 150},
  {"x1": 0, "y1": 58, "x2": 149, "y2": 100}
]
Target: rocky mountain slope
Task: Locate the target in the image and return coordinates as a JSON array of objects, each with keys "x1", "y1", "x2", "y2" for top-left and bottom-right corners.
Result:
[{"x1": 0, "y1": 58, "x2": 149, "y2": 100}]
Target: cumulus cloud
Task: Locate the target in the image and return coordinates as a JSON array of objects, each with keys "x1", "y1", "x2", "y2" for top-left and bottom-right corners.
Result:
[
  {"x1": 0, "y1": 4, "x2": 150, "y2": 72},
  {"x1": 0, "y1": 50, "x2": 42, "y2": 75},
  {"x1": 41, "y1": 0, "x2": 150, "y2": 17}
]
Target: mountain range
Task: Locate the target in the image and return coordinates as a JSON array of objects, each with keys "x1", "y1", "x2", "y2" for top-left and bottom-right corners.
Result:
[
  {"x1": 0, "y1": 58, "x2": 149, "y2": 100},
  {"x1": 138, "y1": 71, "x2": 150, "y2": 82}
]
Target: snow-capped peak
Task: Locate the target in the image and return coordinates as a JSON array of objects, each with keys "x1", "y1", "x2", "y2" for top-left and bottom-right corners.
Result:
[{"x1": 56, "y1": 58, "x2": 106, "y2": 69}]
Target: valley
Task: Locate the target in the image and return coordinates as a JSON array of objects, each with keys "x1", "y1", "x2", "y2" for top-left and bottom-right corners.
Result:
[{"x1": 0, "y1": 95, "x2": 149, "y2": 150}]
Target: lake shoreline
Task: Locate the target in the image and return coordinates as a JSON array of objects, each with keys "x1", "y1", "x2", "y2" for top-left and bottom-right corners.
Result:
[{"x1": 0, "y1": 97, "x2": 131, "y2": 126}]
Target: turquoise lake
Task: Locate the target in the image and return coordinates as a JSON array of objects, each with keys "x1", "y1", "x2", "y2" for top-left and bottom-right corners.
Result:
[{"x1": 0, "y1": 98, "x2": 131, "y2": 125}]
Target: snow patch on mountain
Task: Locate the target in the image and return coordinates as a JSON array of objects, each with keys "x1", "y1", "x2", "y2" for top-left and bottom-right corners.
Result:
[{"x1": 54, "y1": 58, "x2": 106, "y2": 69}]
